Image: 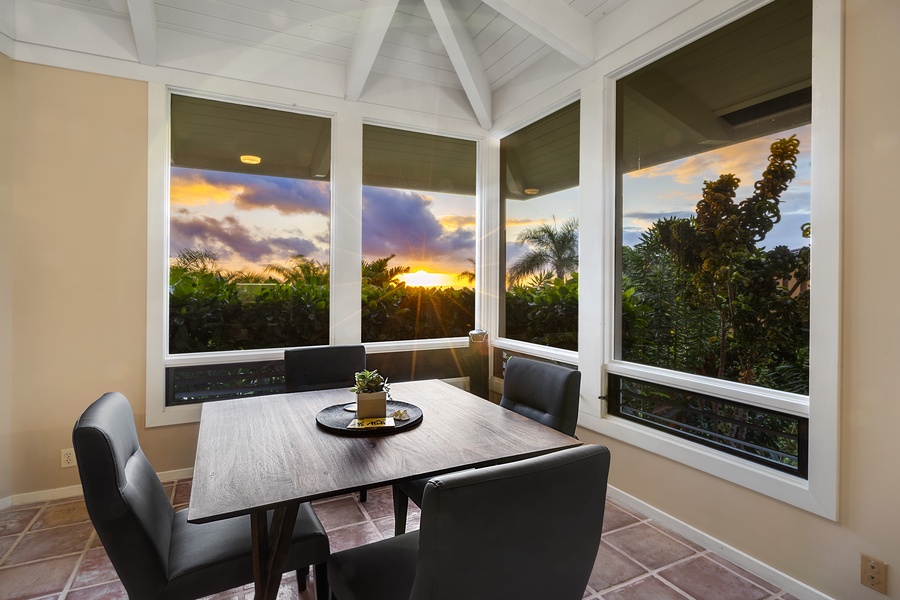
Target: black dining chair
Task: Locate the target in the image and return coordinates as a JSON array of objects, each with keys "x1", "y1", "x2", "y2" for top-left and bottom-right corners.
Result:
[
  {"x1": 328, "y1": 444, "x2": 610, "y2": 600},
  {"x1": 392, "y1": 355, "x2": 581, "y2": 534},
  {"x1": 73, "y1": 392, "x2": 330, "y2": 600},
  {"x1": 284, "y1": 344, "x2": 370, "y2": 501},
  {"x1": 284, "y1": 344, "x2": 366, "y2": 392}
]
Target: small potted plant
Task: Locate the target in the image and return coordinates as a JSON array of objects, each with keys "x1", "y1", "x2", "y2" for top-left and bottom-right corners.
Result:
[{"x1": 350, "y1": 369, "x2": 390, "y2": 418}]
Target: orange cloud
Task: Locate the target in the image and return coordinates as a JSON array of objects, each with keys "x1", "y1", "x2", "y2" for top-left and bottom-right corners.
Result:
[
  {"x1": 171, "y1": 172, "x2": 243, "y2": 206},
  {"x1": 628, "y1": 126, "x2": 812, "y2": 190},
  {"x1": 439, "y1": 215, "x2": 476, "y2": 229}
]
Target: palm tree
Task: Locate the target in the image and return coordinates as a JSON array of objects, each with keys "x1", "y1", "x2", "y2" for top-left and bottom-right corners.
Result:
[
  {"x1": 456, "y1": 258, "x2": 476, "y2": 285},
  {"x1": 362, "y1": 254, "x2": 409, "y2": 287},
  {"x1": 265, "y1": 255, "x2": 328, "y2": 284},
  {"x1": 508, "y1": 217, "x2": 578, "y2": 285}
]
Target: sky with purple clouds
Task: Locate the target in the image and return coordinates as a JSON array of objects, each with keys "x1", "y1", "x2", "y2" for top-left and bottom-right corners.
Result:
[
  {"x1": 169, "y1": 167, "x2": 477, "y2": 281},
  {"x1": 169, "y1": 125, "x2": 809, "y2": 285}
]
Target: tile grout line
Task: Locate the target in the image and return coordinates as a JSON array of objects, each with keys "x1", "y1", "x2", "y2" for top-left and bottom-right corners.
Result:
[
  {"x1": 0, "y1": 501, "x2": 48, "y2": 570},
  {"x1": 590, "y1": 540, "x2": 701, "y2": 599},
  {"x1": 57, "y1": 529, "x2": 97, "y2": 599}
]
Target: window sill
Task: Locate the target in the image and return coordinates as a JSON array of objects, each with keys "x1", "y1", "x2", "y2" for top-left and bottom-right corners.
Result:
[{"x1": 579, "y1": 412, "x2": 837, "y2": 520}]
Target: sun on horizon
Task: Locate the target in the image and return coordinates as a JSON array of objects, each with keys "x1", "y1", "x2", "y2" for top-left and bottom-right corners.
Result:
[{"x1": 397, "y1": 269, "x2": 458, "y2": 288}]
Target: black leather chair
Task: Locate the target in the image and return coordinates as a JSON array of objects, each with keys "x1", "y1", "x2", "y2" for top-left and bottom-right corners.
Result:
[
  {"x1": 285, "y1": 344, "x2": 369, "y2": 502},
  {"x1": 73, "y1": 392, "x2": 330, "y2": 600},
  {"x1": 284, "y1": 344, "x2": 366, "y2": 392},
  {"x1": 329, "y1": 444, "x2": 610, "y2": 600},
  {"x1": 393, "y1": 356, "x2": 581, "y2": 534}
]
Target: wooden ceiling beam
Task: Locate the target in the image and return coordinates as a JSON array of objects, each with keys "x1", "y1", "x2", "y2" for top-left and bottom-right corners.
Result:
[
  {"x1": 346, "y1": 0, "x2": 400, "y2": 102},
  {"x1": 480, "y1": 0, "x2": 594, "y2": 69},
  {"x1": 423, "y1": 0, "x2": 492, "y2": 129},
  {"x1": 126, "y1": 0, "x2": 158, "y2": 66}
]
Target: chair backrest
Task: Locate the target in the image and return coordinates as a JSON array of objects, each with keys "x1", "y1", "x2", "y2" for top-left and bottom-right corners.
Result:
[
  {"x1": 410, "y1": 444, "x2": 610, "y2": 600},
  {"x1": 72, "y1": 392, "x2": 174, "y2": 598},
  {"x1": 284, "y1": 344, "x2": 366, "y2": 392},
  {"x1": 500, "y1": 356, "x2": 581, "y2": 436}
]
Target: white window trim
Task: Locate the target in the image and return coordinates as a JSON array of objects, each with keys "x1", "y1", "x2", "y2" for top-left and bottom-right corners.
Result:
[
  {"x1": 492, "y1": 92, "x2": 582, "y2": 365},
  {"x1": 577, "y1": 0, "x2": 841, "y2": 520},
  {"x1": 146, "y1": 86, "x2": 488, "y2": 427}
]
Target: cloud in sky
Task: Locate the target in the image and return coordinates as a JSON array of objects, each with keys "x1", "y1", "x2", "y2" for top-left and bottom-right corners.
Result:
[
  {"x1": 170, "y1": 211, "x2": 320, "y2": 265},
  {"x1": 627, "y1": 126, "x2": 812, "y2": 188},
  {"x1": 362, "y1": 187, "x2": 475, "y2": 267},
  {"x1": 439, "y1": 215, "x2": 476, "y2": 229},
  {"x1": 171, "y1": 168, "x2": 330, "y2": 216}
]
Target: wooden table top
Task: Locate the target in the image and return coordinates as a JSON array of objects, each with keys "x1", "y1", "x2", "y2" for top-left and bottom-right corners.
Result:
[{"x1": 188, "y1": 379, "x2": 581, "y2": 523}]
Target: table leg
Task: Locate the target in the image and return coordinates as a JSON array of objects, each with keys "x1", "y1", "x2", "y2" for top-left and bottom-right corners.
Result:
[{"x1": 250, "y1": 502, "x2": 301, "y2": 600}]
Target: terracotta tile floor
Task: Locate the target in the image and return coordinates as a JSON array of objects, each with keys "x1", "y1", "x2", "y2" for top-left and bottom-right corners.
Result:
[{"x1": 0, "y1": 479, "x2": 800, "y2": 600}]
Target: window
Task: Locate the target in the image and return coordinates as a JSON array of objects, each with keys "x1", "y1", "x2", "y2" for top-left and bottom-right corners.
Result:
[
  {"x1": 165, "y1": 94, "x2": 331, "y2": 402},
  {"x1": 361, "y1": 125, "x2": 477, "y2": 343},
  {"x1": 589, "y1": 0, "x2": 841, "y2": 518},
  {"x1": 499, "y1": 102, "x2": 580, "y2": 351},
  {"x1": 617, "y1": 1, "x2": 811, "y2": 396}
]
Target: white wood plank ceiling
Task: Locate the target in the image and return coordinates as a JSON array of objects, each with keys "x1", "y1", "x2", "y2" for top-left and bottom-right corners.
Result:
[{"x1": 2, "y1": 0, "x2": 628, "y2": 128}]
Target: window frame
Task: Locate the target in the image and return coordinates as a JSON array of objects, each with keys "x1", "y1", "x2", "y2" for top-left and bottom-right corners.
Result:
[
  {"x1": 577, "y1": 0, "x2": 841, "y2": 520},
  {"x1": 493, "y1": 94, "x2": 582, "y2": 367},
  {"x1": 146, "y1": 88, "x2": 486, "y2": 427}
]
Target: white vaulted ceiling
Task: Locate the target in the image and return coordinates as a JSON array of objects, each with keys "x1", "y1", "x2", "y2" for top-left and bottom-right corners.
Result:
[{"x1": 0, "y1": 0, "x2": 629, "y2": 128}]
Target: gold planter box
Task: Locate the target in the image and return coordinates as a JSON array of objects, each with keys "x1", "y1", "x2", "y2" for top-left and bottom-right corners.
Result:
[{"x1": 356, "y1": 391, "x2": 387, "y2": 419}]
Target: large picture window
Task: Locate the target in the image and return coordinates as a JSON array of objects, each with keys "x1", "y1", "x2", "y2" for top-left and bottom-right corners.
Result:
[
  {"x1": 168, "y1": 95, "x2": 332, "y2": 354},
  {"x1": 611, "y1": 0, "x2": 813, "y2": 475},
  {"x1": 361, "y1": 125, "x2": 477, "y2": 343}
]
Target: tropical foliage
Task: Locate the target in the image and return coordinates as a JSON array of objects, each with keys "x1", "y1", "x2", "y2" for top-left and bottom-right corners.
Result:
[
  {"x1": 620, "y1": 135, "x2": 810, "y2": 395},
  {"x1": 508, "y1": 217, "x2": 579, "y2": 284}
]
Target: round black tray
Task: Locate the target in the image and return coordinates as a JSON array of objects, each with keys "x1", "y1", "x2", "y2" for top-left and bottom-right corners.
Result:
[{"x1": 315, "y1": 400, "x2": 423, "y2": 436}]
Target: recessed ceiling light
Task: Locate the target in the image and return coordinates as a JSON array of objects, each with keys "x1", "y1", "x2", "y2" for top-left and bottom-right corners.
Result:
[
  {"x1": 523, "y1": 188, "x2": 540, "y2": 195},
  {"x1": 240, "y1": 155, "x2": 262, "y2": 165}
]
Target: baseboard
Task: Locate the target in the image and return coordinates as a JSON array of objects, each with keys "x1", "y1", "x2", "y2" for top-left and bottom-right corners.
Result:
[
  {"x1": 8, "y1": 467, "x2": 195, "y2": 507},
  {"x1": 607, "y1": 486, "x2": 833, "y2": 600}
]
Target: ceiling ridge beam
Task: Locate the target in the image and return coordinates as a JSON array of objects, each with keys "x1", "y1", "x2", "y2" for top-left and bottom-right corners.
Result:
[
  {"x1": 126, "y1": 0, "x2": 158, "y2": 66},
  {"x1": 423, "y1": 0, "x2": 492, "y2": 129},
  {"x1": 480, "y1": 0, "x2": 594, "y2": 69},
  {"x1": 346, "y1": 0, "x2": 400, "y2": 102}
]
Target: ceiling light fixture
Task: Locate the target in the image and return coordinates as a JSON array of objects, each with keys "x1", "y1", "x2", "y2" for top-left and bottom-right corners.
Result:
[
  {"x1": 240, "y1": 155, "x2": 262, "y2": 165},
  {"x1": 523, "y1": 188, "x2": 540, "y2": 195}
]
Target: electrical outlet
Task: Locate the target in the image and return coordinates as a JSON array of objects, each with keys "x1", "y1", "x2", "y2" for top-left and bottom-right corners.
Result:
[
  {"x1": 61, "y1": 448, "x2": 77, "y2": 469},
  {"x1": 861, "y1": 554, "x2": 888, "y2": 594}
]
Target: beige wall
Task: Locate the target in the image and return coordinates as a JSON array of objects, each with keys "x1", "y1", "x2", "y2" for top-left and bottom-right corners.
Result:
[
  {"x1": 4, "y1": 0, "x2": 900, "y2": 597},
  {"x1": 8, "y1": 63, "x2": 198, "y2": 495},
  {"x1": 0, "y1": 53, "x2": 13, "y2": 500},
  {"x1": 580, "y1": 3, "x2": 900, "y2": 598}
]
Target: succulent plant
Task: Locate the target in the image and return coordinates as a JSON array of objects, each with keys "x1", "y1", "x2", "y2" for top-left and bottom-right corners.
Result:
[{"x1": 350, "y1": 369, "x2": 390, "y2": 394}]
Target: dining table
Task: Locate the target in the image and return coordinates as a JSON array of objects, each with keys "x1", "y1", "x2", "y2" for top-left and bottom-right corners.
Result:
[{"x1": 188, "y1": 378, "x2": 582, "y2": 600}]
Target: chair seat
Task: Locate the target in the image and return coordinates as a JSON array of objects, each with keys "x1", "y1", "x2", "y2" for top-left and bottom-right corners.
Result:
[
  {"x1": 328, "y1": 531, "x2": 420, "y2": 600},
  {"x1": 167, "y1": 504, "x2": 328, "y2": 599}
]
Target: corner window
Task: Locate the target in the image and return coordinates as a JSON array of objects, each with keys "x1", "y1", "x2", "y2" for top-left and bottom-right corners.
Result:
[
  {"x1": 611, "y1": 0, "x2": 813, "y2": 474},
  {"x1": 361, "y1": 125, "x2": 477, "y2": 343},
  {"x1": 581, "y1": 0, "x2": 850, "y2": 519},
  {"x1": 499, "y1": 102, "x2": 580, "y2": 351}
]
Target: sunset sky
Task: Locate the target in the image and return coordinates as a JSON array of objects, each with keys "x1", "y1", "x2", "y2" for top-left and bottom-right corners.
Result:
[
  {"x1": 169, "y1": 125, "x2": 810, "y2": 287},
  {"x1": 622, "y1": 125, "x2": 812, "y2": 250},
  {"x1": 169, "y1": 169, "x2": 478, "y2": 286}
]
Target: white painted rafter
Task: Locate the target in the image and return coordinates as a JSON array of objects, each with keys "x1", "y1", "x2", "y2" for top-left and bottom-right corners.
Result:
[
  {"x1": 346, "y1": 0, "x2": 401, "y2": 102},
  {"x1": 480, "y1": 0, "x2": 594, "y2": 69},
  {"x1": 423, "y1": 0, "x2": 492, "y2": 129},
  {"x1": 126, "y1": 0, "x2": 158, "y2": 66}
]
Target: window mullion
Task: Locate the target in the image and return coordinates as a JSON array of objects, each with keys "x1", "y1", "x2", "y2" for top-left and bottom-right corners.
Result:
[{"x1": 331, "y1": 112, "x2": 363, "y2": 345}]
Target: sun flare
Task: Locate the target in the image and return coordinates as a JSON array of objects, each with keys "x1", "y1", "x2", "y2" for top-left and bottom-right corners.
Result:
[{"x1": 398, "y1": 270, "x2": 455, "y2": 288}]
